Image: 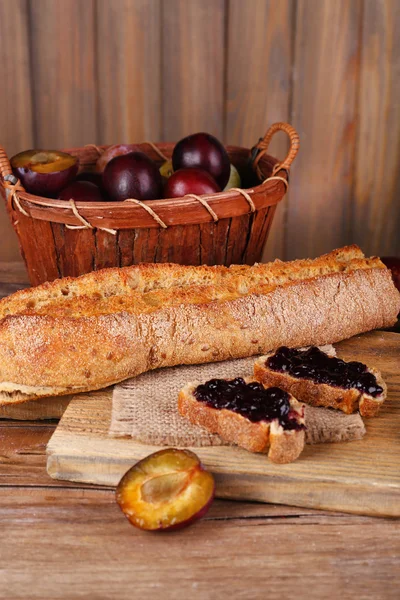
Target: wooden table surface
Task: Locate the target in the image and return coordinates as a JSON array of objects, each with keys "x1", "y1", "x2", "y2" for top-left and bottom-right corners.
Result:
[{"x1": 1, "y1": 267, "x2": 399, "y2": 600}]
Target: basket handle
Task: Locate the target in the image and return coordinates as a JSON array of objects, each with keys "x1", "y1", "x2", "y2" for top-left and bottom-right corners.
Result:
[
  {"x1": 0, "y1": 145, "x2": 13, "y2": 181},
  {"x1": 252, "y1": 122, "x2": 300, "y2": 176}
]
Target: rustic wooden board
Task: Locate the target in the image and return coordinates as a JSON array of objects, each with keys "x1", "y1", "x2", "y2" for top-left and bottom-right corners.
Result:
[
  {"x1": 0, "y1": 396, "x2": 71, "y2": 421},
  {"x1": 2, "y1": 490, "x2": 399, "y2": 600},
  {"x1": 47, "y1": 332, "x2": 400, "y2": 517}
]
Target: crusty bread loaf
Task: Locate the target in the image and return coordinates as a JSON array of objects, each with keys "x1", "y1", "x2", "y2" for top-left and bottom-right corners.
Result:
[
  {"x1": 0, "y1": 245, "x2": 398, "y2": 405},
  {"x1": 0, "y1": 244, "x2": 366, "y2": 320},
  {"x1": 178, "y1": 381, "x2": 306, "y2": 463},
  {"x1": 253, "y1": 354, "x2": 387, "y2": 417}
]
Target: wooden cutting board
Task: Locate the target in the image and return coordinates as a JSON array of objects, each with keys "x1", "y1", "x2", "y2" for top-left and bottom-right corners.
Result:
[
  {"x1": 46, "y1": 331, "x2": 400, "y2": 517},
  {"x1": 0, "y1": 396, "x2": 71, "y2": 420}
]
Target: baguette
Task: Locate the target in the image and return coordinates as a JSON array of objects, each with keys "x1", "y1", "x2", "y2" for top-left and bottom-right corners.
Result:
[
  {"x1": 0, "y1": 246, "x2": 399, "y2": 405},
  {"x1": 178, "y1": 380, "x2": 306, "y2": 463},
  {"x1": 254, "y1": 350, "x2": 387, "y2": 417},
  {"x1": 0, "y1": 244, "x2": 366, "y2": 320}
]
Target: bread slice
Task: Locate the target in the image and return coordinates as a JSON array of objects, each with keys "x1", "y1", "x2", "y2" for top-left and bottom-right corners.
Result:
[
  {"x1": 254, "y1": 349, "x2": 387, "y2": 417},
  {"x1": 0, "y1": 245, "x2": 398, "y2": 405},
  {"x1": 178, "y1": 379, "x2": 305, "y2": 464}
]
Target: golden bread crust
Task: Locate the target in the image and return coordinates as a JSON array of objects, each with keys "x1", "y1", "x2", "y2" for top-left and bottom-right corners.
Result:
[
  {"x1": 254, "y1": 356, "x2": 387, "y2": 417},
  {"x1": 0, "y1": 244, "x2": 371, "y2": 319},
  {"x1": 178, "y1": 382, "x2": 305, "y2": 463},
  {"x1": 0, "y1": 245, "x2": 398, "y2": 404}
]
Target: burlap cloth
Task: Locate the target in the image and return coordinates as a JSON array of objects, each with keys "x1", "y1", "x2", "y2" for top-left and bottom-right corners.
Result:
[{"x1": 109, "y1": 347, "x2": 366, "y2": 446}]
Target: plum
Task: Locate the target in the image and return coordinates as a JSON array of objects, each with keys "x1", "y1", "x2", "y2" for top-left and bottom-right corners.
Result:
[
  {"x1": 102, "y1": 152, "x2": 163, "y2": 201},
  {"x1": 76, "y1": 171, "x2": 103, "y2": 187},
  {"x1": 96, "y1": 144, "x2": 141, "y2": 174},
  {"x1": 11, "y1": 149, "x2": 79, "y2": 197},
  {"x1": 164, "y1": 168, "x2": 220, "y2": 198},
  {"x1": 116, "y1": 448, "x2": 215, "y2": 531},
  {"x1": 172, "y1": 132, "x2": 230, "y2": 188},
  {"x1": 58, "y1": 180, "x2": 106, "y2": 202}
]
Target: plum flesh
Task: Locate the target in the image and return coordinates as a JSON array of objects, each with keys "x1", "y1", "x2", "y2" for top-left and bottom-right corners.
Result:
[
  {"x1": 116, "y1": 448, "x2": 215, "y2": 531},
  {"x1": 11, "y1": 149, "x2": 78, "y2": 197}
]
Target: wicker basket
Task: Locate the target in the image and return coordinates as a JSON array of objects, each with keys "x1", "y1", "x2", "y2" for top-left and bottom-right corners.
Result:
[{"x1": 0, "y1": 122, "x2": 299, "y2": 285}]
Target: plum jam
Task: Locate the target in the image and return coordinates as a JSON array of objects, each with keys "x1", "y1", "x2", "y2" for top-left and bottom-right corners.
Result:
[
  {"x1": 267, "y1": 347, "x2": 383, "y2": 397},
  {"x1": 194, "y1": 378, "x2": 303, "y2": 430}
]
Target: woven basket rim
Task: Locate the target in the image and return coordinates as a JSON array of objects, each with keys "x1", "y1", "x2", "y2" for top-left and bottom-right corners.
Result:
[
  {"x1": 1, "y1": 145, "x2": 287, "y2": 230},
  {"x1": 13, "y1": 144, "x2": 282, "y2": 207},
  {"x1": 1, "y1": 122, "x2": 299, "y2": 230}
]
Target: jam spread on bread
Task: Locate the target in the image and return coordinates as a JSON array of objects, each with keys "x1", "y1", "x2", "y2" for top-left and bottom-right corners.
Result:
[
  {"x1": 194, "y1": 378, "x2": 304, "y2": 430},
  {"x1": 266, "y1": 347, "x2": 383, "y2": 397}
]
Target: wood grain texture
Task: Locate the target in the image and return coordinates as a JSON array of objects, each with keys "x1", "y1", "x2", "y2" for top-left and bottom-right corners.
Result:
[
  {"x1": 6, "y1": 450, "x2": 399, "y2": 600},
  {"x1": 2, "y1": 1, "x2": 400, "y2": 266},
  {"x1": 0, "y1": 396, "x2": 70, "y2": 421},
  {"x1": 94, "y1": 229, "x2": 119, "y2": 271},
  {"x1": 7, "y1": 410, "x2": 399, "y2": 600},
  {"x1": 353, "y1": 0, "x2": 400, "y2": 256},
  {"x1": 287, "y1": 0, "x2": 362, "y2": 260},
  {"x1": 1, "y1": 490, "x2": 399, "y2": 600},
  {"x1": 0, "y1": 0, "x2": 33, "y2": 262},
  {"x1": 243, "y1": 207, "x2": 275, "y2": 264},
  {"x1": 0, "y1": 0, "x2": 33, "y2": 157},
  {"x1": 51, "y1": 224, "x2": 96, "y2": 280},
  {"x1": 15, "y1": 215, "x2": 61, "y2": 285},
  {"x1": 199, "y1": 219, "x2": 231, "y2": 265},
  {"x1": 29, "y1": 0, "x2": 98, "y2": 147},
  {"x1": 226, "y1": 0, "x2": 294, "y2": 261},
  {"x1": 0, "y1": 424, "x2": 60, "y2": 487},
  {"x1": 0, "y1": 423, "x2": 105, "y2": 489},
  {"x1": 96, "y1": 0, "x2": 162, "y2": 144},
  {"x1": 155, "y1": 225, "x2": 201, "y2": 264},
  {"x1": 162, "y1": 0, "x2": 225, "y2": 140},
  {"x1": 0, "y1": 264, "x2": 29, "y2": 286},
  {"x1": 0, "y1": 260, "x2": 399, "y2": 596},
  {"x1": 47, "y1": 332, "x2": 400, "y2": 517}
]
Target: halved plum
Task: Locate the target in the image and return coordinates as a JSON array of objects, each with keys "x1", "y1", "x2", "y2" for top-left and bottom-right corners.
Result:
[
  {"x1": 58, "y1": 180, "x2": 106, "y2": 202},
  {"x1": 11, "y1": 150, "x2": 78, "y2": 197},
  {"x1": 116, "y1": 448, "x2": 215, "y2": 531}
]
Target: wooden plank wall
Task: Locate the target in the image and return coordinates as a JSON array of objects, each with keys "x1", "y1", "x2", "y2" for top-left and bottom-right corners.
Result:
[{"x1": 0, "y1": 0, "x2": 399, "y2": 265}]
